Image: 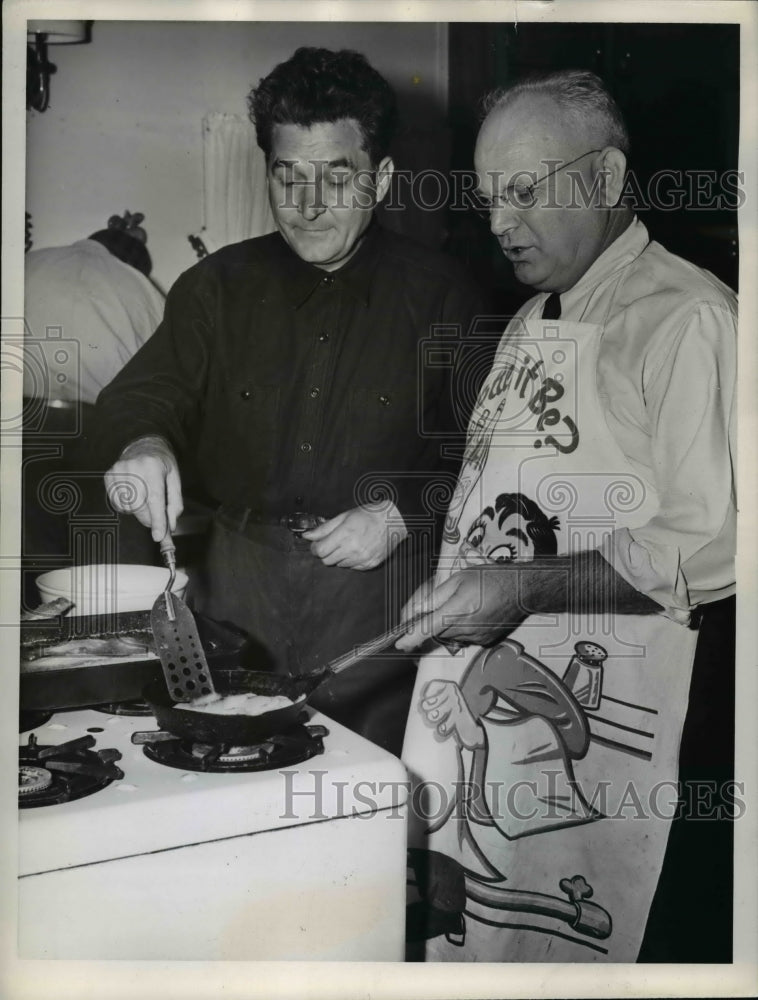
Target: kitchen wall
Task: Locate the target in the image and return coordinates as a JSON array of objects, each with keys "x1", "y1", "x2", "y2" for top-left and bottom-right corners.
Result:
[{"x1": 25, "y1": 20, "x2": 448, "y2": 292}]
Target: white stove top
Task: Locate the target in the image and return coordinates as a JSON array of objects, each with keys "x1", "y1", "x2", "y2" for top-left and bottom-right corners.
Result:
[{"x1": 19, "y1": 706, "x2": 409, "y2": 876}]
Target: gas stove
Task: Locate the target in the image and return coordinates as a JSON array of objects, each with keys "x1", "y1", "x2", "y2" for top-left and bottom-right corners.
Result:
[
  {"x1": 133, "y1": 719, "x2": 328, "y2": 772},
  {"x1": 17, "y1": 703, "x2": 409, "y2": 960},
  {"x1": 19, "y1": 732, "x2": 124, "y2": 807}
]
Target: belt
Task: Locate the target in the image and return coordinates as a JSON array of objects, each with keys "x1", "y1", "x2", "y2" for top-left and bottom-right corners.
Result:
[{"x1": 217, "y1": 505, "x2": 326, "y2": 536}]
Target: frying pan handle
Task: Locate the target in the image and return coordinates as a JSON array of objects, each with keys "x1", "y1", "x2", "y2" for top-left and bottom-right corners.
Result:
[{"x1": 326, "y1": 613, "x2": 441, "y2": 677}]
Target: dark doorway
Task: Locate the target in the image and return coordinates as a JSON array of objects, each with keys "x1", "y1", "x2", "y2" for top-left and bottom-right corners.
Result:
[{"x1": 446, "y1": 22, "x2": 739, "y2": 314}]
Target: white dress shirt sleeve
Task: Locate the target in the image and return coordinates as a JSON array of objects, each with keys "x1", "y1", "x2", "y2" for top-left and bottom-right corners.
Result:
[{"x1": 601, "y1": 300, "x2": 737, "y2": 620}]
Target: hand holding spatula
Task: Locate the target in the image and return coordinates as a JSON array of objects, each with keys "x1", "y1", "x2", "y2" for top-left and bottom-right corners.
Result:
[{"x1": 151, "y1": 528, "x2": 217, "y2": 703}]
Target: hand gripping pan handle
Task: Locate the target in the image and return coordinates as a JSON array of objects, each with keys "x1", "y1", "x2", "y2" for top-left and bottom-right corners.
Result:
[{"x1": 320, "y1": 610, "x2": 454, "y2": 680}]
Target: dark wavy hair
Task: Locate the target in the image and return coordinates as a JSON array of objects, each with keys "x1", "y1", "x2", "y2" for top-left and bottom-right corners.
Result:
[
  {"x1": 494, "y1": 492, "x2": 560, "y2": 556},
  {"x1": 248, "y1": 47, "x2": 397, "y2": 166},
  {"x1": 88, "y1": 229, "x2": 152, "y2": 277}
]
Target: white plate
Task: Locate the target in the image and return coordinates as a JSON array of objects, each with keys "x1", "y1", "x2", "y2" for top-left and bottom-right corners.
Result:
[{"x1": 36, "y1": 564, "x2": 188, "y2": 616}]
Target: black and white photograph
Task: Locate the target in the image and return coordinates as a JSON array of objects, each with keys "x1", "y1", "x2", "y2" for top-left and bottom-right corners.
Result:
[{"x1": 2, "y1": 1, "x2": 756, "y2": 998}]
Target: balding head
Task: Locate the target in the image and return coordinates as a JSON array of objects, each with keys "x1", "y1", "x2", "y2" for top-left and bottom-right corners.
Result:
[
  {"x1": 474, "y1": 72, "x2": 632, "y2": 293},
  {"x1": 477, "y1": 91, "x2": 595, "y2": 179},
  {"x1": 482, "y1": 70, "x2": 630, "y2": 156}
]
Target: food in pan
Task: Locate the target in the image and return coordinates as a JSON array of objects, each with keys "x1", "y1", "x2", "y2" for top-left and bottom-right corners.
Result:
[
  {"x1": 22, "y1": 635, "x2": 154, "y2": 662},
  {"x1": 175, "y1": 691, "x2": 298, "y2": 716},
  {"x1": 20, "y1": 597, "x2": 75, "y2": 622}
]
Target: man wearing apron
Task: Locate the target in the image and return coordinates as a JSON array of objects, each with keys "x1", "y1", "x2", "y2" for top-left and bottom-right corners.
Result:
[{"x1": 399, "y1": 70, "x2": 737, "y2": 962}]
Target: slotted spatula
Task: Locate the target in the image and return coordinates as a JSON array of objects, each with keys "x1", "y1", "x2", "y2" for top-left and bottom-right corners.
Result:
[{"x1": 150, "y1": 530, "x2": 217, "y2": 702}]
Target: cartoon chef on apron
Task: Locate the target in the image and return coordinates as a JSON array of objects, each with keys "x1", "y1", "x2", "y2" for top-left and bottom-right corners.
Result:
[{"x1": 399, "y1": 305, "x2": 699, "y2": 962}]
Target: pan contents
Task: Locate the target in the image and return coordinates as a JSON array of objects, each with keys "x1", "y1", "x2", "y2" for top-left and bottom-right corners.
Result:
[
  {"x1": 175, "y1": 691, "x2": 299, "y2": 716},
  {"x1": 22, "y1": 635, "x2": 154, "y2": 662}
]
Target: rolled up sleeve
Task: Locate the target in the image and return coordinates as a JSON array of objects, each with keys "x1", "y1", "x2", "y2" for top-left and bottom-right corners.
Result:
[{"x1": 600, "y1": 302, "x2": 737, "y2": 620}]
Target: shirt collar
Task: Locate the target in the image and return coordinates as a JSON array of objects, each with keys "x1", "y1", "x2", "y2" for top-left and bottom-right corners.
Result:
[
  {"x1": 277, "y1": 220, "x2": 380, "y2": 309},
  {"x1": 542, "y1": 216, "x2": 650, "y2": 316}
]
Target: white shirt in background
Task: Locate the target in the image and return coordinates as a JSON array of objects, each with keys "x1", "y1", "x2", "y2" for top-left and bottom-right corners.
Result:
[{"x1": 24, "y1": 238, "x2": 165, "y2": 406}]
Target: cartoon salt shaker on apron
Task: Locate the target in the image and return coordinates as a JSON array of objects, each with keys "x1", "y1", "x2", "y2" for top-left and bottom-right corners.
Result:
[{"x1": 403, "y1": 298, "x2": 698, "y2": 962}]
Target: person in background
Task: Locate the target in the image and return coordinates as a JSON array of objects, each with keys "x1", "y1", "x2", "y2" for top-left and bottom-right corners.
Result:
[
  {"x1": 21, "y1": 212, "x2": 165, "y2": 608},
  {"x1": 95, "y1": 48, "x2": 486, "y2": 752},
  {"x1": 24, "y1": 211, "x2": 164, "y2": 406},
  {"x1": 398, "y1": 69, "x2": 736, "y2": 962}
]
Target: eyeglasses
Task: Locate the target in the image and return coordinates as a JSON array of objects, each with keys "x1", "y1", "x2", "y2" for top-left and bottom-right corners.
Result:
[{"x1": 472, "y1": 148, "x2": 603, "y2": 215}]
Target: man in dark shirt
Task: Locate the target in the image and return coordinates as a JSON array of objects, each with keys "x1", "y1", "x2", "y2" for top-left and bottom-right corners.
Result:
[{"x1": 95, "y1": 48, "x2": 485, "y2": 748}]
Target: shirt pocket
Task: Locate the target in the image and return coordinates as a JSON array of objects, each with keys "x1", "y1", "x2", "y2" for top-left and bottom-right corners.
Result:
[
  {"x1": 227, "y1": 382, "x2": 281, "y2": 474},
  {"x1": 343, "y1": 384, "x2": 418, "y2": 470}
]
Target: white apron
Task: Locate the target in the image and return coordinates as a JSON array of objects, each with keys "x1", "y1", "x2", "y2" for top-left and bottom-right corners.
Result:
[{"x1": 402, "y1": 306, "x2": 698, "y2": 962}]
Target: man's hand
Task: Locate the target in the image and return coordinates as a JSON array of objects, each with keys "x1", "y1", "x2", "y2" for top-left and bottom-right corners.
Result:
[
  {"x1": 420, "y1": 679, "x2": 484, "y2": 749},
  {"x1": 395, "y1": 551, "x2": 662, "y2": 653},
  {"x1": 104, "y1": 435, "x2": 183, "y2": 542},
  {"x1": 396, "y1": 565, "x2": 527, "y2": 652},
  {"x1": 302, "y1": 502, "x2": 408, "y2": 570}
]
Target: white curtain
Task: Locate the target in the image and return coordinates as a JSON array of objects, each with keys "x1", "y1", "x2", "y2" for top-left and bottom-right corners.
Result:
[{"x1": 193, "y1": 112, "x2": 276, "y2": 254}]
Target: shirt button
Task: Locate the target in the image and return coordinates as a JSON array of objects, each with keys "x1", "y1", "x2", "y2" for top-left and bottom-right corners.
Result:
[
  {"x1": 300, "y1": 442, "x2": 312, "y2": 453},
  {"x1": 321, "y1": 275, "x2": 334, "y2": 286},
  {"x1": 378, "y1": 394, "x2": 391, "y2": 406},
  {"x1": 240, "y1": 389, "x2": 251, "y2": 400},
  {"x1": 295, "y1": 495, "x2": 304, "y2": 506},
  {"x1": 309, "y1": 387, "x2": 320, "y2": 399},
  {"x1": 318, "y1": 332, "x2": 330, "y2": 343}
]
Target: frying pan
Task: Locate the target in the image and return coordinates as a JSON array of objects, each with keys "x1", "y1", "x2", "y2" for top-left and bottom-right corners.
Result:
[{"x1": 142, "y1": 617, "x2": 415, "y2": 744}]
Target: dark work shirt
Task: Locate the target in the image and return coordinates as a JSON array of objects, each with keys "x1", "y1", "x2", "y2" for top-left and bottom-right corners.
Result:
[{"x1": 94, "y1": 222, "x2": 487, "y2": 521}]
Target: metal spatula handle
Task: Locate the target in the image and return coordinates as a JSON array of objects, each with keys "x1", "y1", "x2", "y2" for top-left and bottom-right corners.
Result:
[{"x1": 159, "y1": 530, "x2": 177, "y2": 621}]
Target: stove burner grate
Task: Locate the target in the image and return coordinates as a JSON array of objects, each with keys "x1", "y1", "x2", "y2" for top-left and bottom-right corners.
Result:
[
  {"x1": 135, "y1": 721, "x2": 329, "y2": 772},
  {"x1": 201, "y1": 744, "x2": 262, "y2": 764},
  {"x1": 18, "y1": 733, "x2": 124, "y2": 808}
]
